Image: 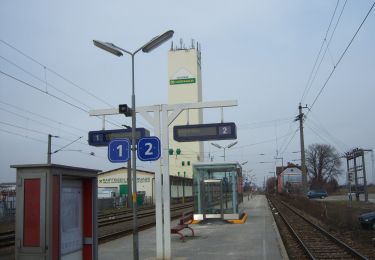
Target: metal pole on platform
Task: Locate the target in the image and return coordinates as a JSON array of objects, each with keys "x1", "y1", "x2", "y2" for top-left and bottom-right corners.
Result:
[{"x1": 93, "y1": 31, "x2": 174, "y2": 260}]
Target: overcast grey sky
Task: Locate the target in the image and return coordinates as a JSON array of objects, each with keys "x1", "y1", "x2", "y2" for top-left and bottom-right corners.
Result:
[{"x1": 0, "y1": 1, "x2": 374, "y2": 186}]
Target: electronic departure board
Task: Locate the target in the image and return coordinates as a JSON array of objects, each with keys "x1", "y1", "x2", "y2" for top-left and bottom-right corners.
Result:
[
  {"x1": 173, "y1": 122, "x2": 237, "y2": 142},
  {"x1": 88, "y1": 128, "x2": 150, "y2": 146}
]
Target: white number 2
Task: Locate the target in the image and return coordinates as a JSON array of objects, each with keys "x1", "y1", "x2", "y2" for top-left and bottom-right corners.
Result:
[
  {"x1": 116, "y1": 144, "x2": 123, "y2": 157},
  {"x1": 145, "y1": 143, "x2": 153, "y2": 155}
]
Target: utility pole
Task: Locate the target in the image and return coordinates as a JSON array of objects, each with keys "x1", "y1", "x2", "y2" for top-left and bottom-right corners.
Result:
[
  {"x1": 47, "y1": 134, "x2": 52, "y2": 164},
  {"x1": 47, "y1": 134, "x2": 59, "y2": 164},
  {"x1": 297, "y1": 103, "x2": 308, "y2": 194}
]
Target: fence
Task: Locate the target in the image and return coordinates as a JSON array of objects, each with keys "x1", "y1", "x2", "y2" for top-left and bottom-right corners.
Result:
[
  {"x1": 97, "y1": 195, "x2": 154, "y2": 212},
  {"x1": 0, "y1": 199, "x2": 16, "y2": 222}
]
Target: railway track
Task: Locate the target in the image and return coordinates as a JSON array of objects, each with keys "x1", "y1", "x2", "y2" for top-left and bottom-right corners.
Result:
[
  {"x1": 98, "y1": 202, "x2": 193, "y2": 243},
  {"x1": 268, "y1": 196, "x2": 368, "y2": 260},
  {"x1": 0, "y1": 202, "x2": 193, "y2": 248}
]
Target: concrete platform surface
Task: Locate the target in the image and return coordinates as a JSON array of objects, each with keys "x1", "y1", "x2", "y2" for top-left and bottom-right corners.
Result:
[{"x1": 99, "y1": 195, "x2": 287, "y2": 260}]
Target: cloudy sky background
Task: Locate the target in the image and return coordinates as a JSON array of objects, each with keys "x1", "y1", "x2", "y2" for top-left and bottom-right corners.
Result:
[{"x1": 0, "y1": 0, "x2": 374, "y2": 186}]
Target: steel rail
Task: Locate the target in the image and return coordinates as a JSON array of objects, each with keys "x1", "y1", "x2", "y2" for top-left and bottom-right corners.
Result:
[
  {"x1": 269, "y1": 196, "x2": 368, "y2": 260},
  {"x1": 267, "y1": 199, "x2": 315, "y2": 259}
]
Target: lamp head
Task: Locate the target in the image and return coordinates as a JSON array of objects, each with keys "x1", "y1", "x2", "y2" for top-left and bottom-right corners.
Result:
[
  {"x1": 142, "y1": 30, "x2": 174, "y2": 53},
  {"x1": 93, "y1": 40, "x2": 123, "y2": 57}
]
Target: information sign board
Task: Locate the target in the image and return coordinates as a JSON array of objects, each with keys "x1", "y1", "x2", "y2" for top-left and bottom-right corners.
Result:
[
  {"x1": 173, "y1": 122, "x2": 237, "y2": 142},
  {"x1": 88, "y1": 128, "x2": 149, "y2": 147}
]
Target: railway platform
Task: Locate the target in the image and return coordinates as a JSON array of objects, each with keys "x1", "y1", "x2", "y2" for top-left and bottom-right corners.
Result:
[{"x1": 99, "y1": 195, "x2": 288, "y2": 260}]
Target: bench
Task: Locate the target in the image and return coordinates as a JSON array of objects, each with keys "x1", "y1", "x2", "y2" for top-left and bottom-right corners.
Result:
[{"x1": 171, "y1": 213, "x2": 195, "y2": 241}]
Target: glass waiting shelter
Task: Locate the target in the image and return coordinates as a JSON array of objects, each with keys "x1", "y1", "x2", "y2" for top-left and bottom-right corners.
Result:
[{"x1": 192, "y1": 162, "x2": 244, "y2": 220}]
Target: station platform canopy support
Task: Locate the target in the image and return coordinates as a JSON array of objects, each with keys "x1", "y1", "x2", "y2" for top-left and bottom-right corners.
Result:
[{"x1": 89, "y1": 100, "x2": 237, "y2": 259}]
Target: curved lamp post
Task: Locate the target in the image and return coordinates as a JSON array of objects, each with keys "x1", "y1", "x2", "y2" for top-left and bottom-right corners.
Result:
[{"x1": 93, "y1": 30, "x2": 174, "y2": 260}]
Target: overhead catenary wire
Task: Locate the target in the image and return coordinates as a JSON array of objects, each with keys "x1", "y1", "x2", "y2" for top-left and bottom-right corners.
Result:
[
  {"x1": 307, "y1": 111, "x2": 349, "y2": 152},
  {"x1": 301, "y1": 0, "x2": 341, "y2": 102},
  {"x1": 0, "y1": 119, "x2": 92, "y2": 148},
  {"x1": 0, "y1": 100, "x2": 87, "y2": 133},
  {"x1": 0, "y1": 70, "x2": 89, "y2": 113},
  {"x1": 0, "y1": 39, "x2": 114, "y2": 108},
  {"x1": 0, "y1": 127, "x2": 47, "y2": 144},
  {"x1": 0, "y1": 106, "x2": 85, "y2": 138},
  {"x1": 279, "y1": 127, "x2": 299, "y2": 156},
  {"x1": 0, "y1": 127, "x2": 106, "y2": 159},
  {"x1": 301, "y1": 0, "x2": 348, "y2": 104},
  {"x1": 0, "y1": 69, "x2": 123, "y2": 128},
  {"x1": 309, "y1": 1, "x2": 375, "y2": 112},
  {"x1": 0, "y1": 55, "x2": 93, "y2": 110}
]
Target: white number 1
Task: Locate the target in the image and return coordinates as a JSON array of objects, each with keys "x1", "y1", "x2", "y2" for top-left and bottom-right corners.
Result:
[
  {"x1": 145, "y1": 143, "x2": 153, "y2": 155},
  {"x1": 116, "y1": 144, "x2": 123, "y2": 157}
]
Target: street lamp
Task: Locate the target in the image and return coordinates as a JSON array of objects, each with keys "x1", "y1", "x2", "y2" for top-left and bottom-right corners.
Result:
[
  {"x1": 211, "y1": 141, "x2": 238, "y2": 161},
  {"x1": 93, "y1": 30, "x2": 174, "y2": 260}
]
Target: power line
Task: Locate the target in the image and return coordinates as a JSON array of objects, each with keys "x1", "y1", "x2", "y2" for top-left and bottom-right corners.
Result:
[
  {"x1": 279, "y1": 127, "x2": 299, "y2": 155},
  {"x1": 0, "y1": 55, "x2": 92, "y2": 110},
  {"x1": 307, "y1": 111, "x2": 348, "y2": 152},
  {"x1": 278, "y1": 121, "x2": 298, "y2": 154},
  {"x1": 0, "y1": 119, "x2": 88, "y2": 147},
  {"x1": 301, "y1": 0, "x2": 341, "y2": 102},
  {"x1": 305, "y1": 0, "x2": 348, "y2": 101},
  {"x1": 0, "y1": 127, "x2": 105, "y2": 159},
  {"x1": 0, "y1": 106, "x2": 84, "y2": 137},
  {"x1": 52, "y1": 136, "x2": 82, "y2": 154},
  {"x1": 0, "y1": 121, "x2": 48, "y2": 136},
  {"x1": 309, "y1": 1, "x2": 375, "y2": 111},
  {"x1": 0, "y1": 70, "x2": 123, "y2": 128},
  {"x1": 0, "y1": 39, "x2": 114, "y2": 108},
  {"x1": 0, "y1": 100, "x2": 87, "y2": 133},
  {"x1": 0, "y1": 70, "x2": 89, "y2": 113},
  {"x1": 0, "y1": 127, "x2": 48, "y2": 144},
  {"x1": 238, "y1": 117, "x2": 294, "y2": 130}
]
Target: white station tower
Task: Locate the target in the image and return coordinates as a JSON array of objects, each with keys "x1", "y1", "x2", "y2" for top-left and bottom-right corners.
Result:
[{"x1": 168, "y1": 40, "x2": 204, "y2": 178}]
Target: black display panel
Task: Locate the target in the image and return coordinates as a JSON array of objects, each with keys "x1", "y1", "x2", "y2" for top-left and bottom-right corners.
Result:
[
  {"x1": 173, "y1": 122, "x2": 236, "y2": 142},
  {"x1": 88, "y1": 128, "x2": 150, "y2": 146}
]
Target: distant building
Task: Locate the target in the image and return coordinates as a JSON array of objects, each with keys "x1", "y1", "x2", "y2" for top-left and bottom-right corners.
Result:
[
  {"x1": 168, "y1": 40, "x2": 204, "y2": 178},
  {"x1": 97, "y1": 167, "x2": 192, "y2": 203},
  {"x1": 97, "y1": 167, "x2": 154, "y2": 200},
  {"x1": 276, "y1": 163, "x2": 302, "y2": 193}
]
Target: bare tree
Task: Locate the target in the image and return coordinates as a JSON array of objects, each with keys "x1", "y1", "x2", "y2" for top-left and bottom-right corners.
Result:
[{"x1": 306, "y1": 143, "x2": 342, "y2": 189}]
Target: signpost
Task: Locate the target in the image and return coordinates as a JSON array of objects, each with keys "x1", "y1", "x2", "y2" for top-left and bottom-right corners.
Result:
[
  {"x1": 108, "y1": 139, "x2": 130, "y2": 163},
  {"x1": 137, "y1": 137, "x2": 161, "y2": 161}
]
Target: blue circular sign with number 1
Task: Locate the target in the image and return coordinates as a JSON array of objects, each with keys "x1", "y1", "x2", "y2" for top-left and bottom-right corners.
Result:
[
  {"x1": 108, "y1": 139, "x2": 130, "y2": 163},
  {"x1": 137, "y1": 137, "x2": 161, "y2": 161}
]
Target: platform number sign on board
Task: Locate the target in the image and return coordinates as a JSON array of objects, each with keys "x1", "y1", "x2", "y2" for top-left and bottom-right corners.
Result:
[
  {"x1": 137, "y1": 137, "x2": 161, "y2": 161},
  {"x1": 108, "y1": 139, "x2": 130, "y2": 163}
]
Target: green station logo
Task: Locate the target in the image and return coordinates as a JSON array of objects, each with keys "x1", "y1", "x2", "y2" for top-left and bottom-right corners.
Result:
[{"x1": 170, "y1": 78, "x2": 196, "y2": 85}]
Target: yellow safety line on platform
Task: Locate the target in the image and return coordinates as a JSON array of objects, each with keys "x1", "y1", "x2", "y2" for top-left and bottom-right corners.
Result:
[
  {"x1": 191, "y1": 220, "x2": 201, "y2": 224},
  {"x1": 226, "y1": 213, "x2": 248, "y2": 224}
]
